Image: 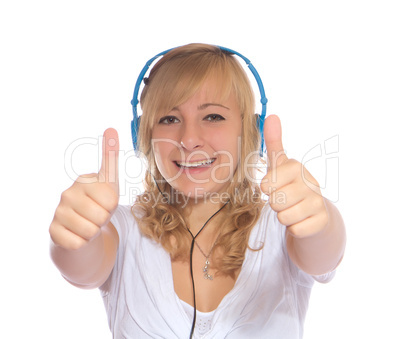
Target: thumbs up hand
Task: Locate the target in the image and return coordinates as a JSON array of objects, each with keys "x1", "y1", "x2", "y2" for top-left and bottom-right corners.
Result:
[
  {"x1": 260, "y1": 115, "x2": 328, "y2": 238},
  {"x1": 49, "y1": 128, "x2": 120, "y2": 250}
]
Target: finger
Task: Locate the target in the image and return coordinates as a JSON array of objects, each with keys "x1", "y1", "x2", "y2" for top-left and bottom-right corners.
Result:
[
  {"x1": 99, "y1": 128, "x2": 119, "y2": 189},
  {"x1": 276, "y1": 195, "x2": 326, "y2": 228},
  {"x1": 85, "y1": 181, "x2": 119, "y2": 213},
  {"x1": 60, "y1": 188, "x2": 112, "y2": 225},
  {"x1": 286, "y1": 211, "x2": 329, "y2": 239},
  {"x1": 57, "y1": 208, "x2": 101, "y2": 241},
  {"x1": 276, "y1": 199, "x2": 312, "y2": 226},
  {"x1": 50, "y1": 223, "x2": 88, "y2": 250},
  {"x1": 264, "y1": 115, "x2": 288, "y2": 170},
  {"x1": 261, "y1": 159, "x2": 298, "y2": 194},
  {"x1": 269, "y1": 182, "x2": 305, "y2": 212},
  {"x1": 70, "y1": 194, "x2": 112, "y2": 227}
]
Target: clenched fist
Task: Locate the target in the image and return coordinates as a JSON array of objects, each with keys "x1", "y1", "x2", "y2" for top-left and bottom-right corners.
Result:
[{"x1": 49, "y1": 128, "x2": 120, "y2": 250}]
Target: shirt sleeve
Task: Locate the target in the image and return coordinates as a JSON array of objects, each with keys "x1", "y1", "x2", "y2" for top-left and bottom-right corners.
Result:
[
  {"x1": 99, "y1": 205, "x2": 133, "y2": 296},
  {"x1": 110, "y1": 204, "x2": 133, "y2": 241},
  {"x1": 278, "y1": 213, "x2": 336, "y2": 287}
]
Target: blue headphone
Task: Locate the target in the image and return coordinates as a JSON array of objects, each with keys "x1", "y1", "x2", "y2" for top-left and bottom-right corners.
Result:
[{"x1": 131, "y1": 45, "x2": 268, "y2": 155}]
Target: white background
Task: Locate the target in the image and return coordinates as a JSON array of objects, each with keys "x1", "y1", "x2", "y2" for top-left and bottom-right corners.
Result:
[{"x1": 1, "y1": 0, "x2": 401, "y2": 338}]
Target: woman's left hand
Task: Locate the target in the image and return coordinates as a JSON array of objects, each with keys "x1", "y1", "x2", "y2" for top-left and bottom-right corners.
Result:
[{"x1": 260, "y1": 115, "x2": 329, "y2": 238}]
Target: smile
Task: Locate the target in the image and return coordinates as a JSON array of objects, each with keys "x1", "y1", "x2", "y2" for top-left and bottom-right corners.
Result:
[{"x1": 175, "y1": 158, "x2": 216, "y2": 168}]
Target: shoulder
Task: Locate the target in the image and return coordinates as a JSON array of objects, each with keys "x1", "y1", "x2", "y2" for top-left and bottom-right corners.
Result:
[
  {"x1": 100, "y1": 205, "x2": 143, "y2": 295},
  {"x1": 249, "y1": 202, "x2": 282, "y2": 244},
  {"x1": 110, "y1": 205, "x2": 138, "y2": 240}
]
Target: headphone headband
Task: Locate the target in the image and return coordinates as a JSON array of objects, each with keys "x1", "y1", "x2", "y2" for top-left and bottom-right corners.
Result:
[{"x1": 131, "y1": 45, "x2": 267, "y2": 155}]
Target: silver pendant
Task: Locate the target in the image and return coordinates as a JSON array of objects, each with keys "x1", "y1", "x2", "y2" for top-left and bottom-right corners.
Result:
[{"x1": 203, "y1": 259, "x2": 213, "y2": 280}]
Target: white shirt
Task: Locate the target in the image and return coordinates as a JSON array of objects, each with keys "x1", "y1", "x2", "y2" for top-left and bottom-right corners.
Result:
[
  {"x1": 100, "y1": 204, "x2": 334, "y2": 338},
  {"x1": 180, "y1": 299, "x2": 215, "y2": 337}
]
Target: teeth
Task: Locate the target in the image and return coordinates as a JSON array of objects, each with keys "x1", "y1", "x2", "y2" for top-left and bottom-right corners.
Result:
[{"x1": 176, "y1": 159, "x2": 215, "y2": 168}]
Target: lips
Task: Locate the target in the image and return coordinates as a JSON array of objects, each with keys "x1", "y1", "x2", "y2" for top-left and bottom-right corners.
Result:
[{"x1": 175, "y1": 158, "x2": 216, "y2": 168}]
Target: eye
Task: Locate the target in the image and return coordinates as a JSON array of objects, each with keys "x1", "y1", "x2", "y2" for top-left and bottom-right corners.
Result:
[
  {"x1": 204, "y1": 114, "x2": 225, "y2": 122},
  {"x1": 158, "y1": 116, "x2": 180, "y2": 124}
]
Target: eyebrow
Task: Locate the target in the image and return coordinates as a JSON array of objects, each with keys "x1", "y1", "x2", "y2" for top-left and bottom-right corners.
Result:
[
  {"x1": 198, "y1": 103, "x2": 230, "y2": 110},
  {"x1": 171, "y1": 103, "x2": 230, "y2": 112}
]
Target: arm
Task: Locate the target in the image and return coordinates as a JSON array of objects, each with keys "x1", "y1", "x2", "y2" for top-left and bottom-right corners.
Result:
[
  {"x1": 50, "y1": 222, "x2": 119, "y2": 289},
  {"x1": 261, "y1": 115, "x2": 346, "y2": 276},
  {"x1": 286, "y1": 198, "x2": 346, "y2": 276},
  {"x1": 49, "y1": 128, "x2": 120, "y2": 289}
]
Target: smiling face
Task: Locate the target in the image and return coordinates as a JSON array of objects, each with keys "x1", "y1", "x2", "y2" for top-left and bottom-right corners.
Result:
[
  {"x1": 138, "y1": 44, "x2": 261, "y2": 203},
  {"x1": 151, "y1": 81, "x2": 242, "y2": 198}
]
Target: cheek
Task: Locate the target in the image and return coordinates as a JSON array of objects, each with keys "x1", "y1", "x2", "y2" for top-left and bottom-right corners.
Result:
[
  {"x1": 210, "y1": 136, "x2": 241, "y2": 179},
  {"x1": 213, "y1": 128, "x2": 241, "y2": 157},
  {"x1": 151, "y1": 136, "x2": 171, "y2": 172},
  {"x1": 151, "y1": 137, "x2": 182, "y2": 180}
]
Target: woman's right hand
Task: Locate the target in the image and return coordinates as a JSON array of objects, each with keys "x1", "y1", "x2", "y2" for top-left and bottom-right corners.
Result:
[{"x1": 49, "y1": 128, "x2": 120, "y2": 251}]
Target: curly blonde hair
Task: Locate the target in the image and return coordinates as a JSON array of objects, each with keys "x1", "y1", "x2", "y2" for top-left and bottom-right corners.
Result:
[{"x1": 132, "y1": 43, "x2": 264, "y2": 275}]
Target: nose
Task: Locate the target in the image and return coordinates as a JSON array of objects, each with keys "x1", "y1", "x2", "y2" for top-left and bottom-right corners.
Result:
[{"x1": 180, "y1": 121, "x2": 204, "y2": 150}]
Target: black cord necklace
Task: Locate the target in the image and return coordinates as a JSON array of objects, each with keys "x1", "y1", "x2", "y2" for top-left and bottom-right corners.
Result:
[{"x1": 186, "y1": 200, "x2": 229, "y2": 339}]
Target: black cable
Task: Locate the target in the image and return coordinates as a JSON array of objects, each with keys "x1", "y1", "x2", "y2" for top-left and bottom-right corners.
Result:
[
  {"x1": 186, "y1": 201, "x2": 229, "y2": 338},
  {"x1": 151, "y1": 176, "x2": 228, "y2": 338},
  {"x1": 188, "y1": 238, "x2": 196, "y2": 338}
]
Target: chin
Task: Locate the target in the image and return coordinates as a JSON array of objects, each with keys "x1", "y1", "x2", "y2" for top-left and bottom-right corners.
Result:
[{"x1": 171, "y1": 181, "x2": 232, "y2": 202}]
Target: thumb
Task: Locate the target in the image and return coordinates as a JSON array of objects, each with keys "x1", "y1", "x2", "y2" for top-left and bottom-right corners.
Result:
[
  {"x1": 264, "y1": 114, "x2": 288, "y2": 170},
  {"x1": 99, "y1": 128, "x2": 119, "y2": 189}
]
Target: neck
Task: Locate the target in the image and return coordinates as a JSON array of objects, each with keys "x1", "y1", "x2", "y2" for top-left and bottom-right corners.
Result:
[
  {"x1": 152, "y1": 178, "x2": 230, "y2": 235},
  {"x1": 179, "y1": 195, "x2": 229, "y2": 236}
]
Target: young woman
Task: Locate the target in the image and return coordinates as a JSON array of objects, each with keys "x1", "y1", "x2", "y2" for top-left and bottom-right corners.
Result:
[{"x1": 49, "y1": 43, "x2": 346, "y2": 338}]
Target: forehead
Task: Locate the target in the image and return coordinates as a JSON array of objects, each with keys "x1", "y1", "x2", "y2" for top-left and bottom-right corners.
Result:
[
  {"x1": 157, "y1": 75, "x2": 237, "y2": 115},
  {"x1": 186, "y1": 78, "x2": 234, "y2": 102},
  {"x1": 142, "y1": 55, "x2": 251, "y2": 126}
]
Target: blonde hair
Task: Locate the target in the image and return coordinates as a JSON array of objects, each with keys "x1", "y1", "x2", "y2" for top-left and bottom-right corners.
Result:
[{"x1": 132, "y1": 43, "x2": 264, "y2": 275}]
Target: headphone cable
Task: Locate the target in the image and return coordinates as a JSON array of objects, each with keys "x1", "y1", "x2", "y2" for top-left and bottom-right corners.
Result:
[
  {"x1": 151, "y1": 175, "x2": 229, "y2": 338},
  {"x1": 186, "y1": 201, "x2": 229, "y2": 338}
]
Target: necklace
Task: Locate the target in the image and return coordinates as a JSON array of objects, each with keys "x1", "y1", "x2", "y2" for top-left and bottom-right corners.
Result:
[{"x1": 194, "y1": 235, "x2": 220, "y2": 280}]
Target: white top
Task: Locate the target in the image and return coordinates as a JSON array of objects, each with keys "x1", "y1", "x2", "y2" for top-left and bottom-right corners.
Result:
[
  {"x1": 180, "y1": 299, "x2": 214, "y2": 337},
  {"x1": 100, "y1": 203, "x2": 335, "y2": 338}
]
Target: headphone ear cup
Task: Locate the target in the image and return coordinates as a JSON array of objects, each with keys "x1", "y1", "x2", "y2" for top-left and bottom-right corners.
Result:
[
  {"x1": 256, "y1": 113, "x2": 265, "y2": 156},
  {"x1": 131, "y1": 115, "x2": 141, "y2": 151}
]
